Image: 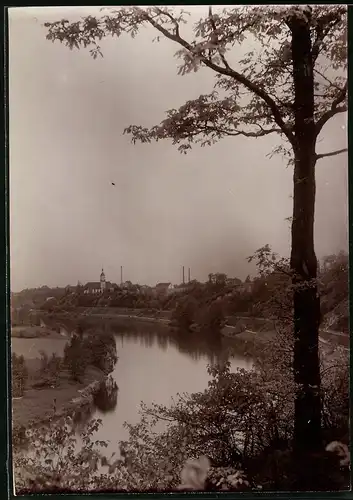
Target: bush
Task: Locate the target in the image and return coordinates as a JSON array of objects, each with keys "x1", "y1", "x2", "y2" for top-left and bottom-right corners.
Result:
[
  {"x1": 36, "y1": 351, "x2": 63, "y2": 387},
  {"x1": 195, "y1": 300, "x2": 225, "y2": 331},
  {"x1": 12, "y1": 353, "x2": 28, "y2": 397},
  {"x1": 63, "y1": 329, "x2": 117, "y2": 380},
  {"x1": 64, "y1": 333, "x2": 87, "y2": 382},
  {"x1": 82, "y1": 330, "x2": 118, "y2": 374},
  {"x1": 171, "y1": 296, "x2": 197, "y2": 331},
  {"x1": 321, "y1": 352, "x2": 349, "y2": 442},
  {"x1": 12, "y1": 335, "x2": 349, "y2": 492}
]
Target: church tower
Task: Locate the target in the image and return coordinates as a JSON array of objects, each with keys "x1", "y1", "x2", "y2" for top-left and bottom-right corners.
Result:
[{"x1": 100, "y1": 268, "x2": 106, "y2": 292}]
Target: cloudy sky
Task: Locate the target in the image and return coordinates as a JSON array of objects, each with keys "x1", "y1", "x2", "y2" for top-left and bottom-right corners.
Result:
[{"x1": 9, "y1": 7, "x2": 348, "y2": 292}]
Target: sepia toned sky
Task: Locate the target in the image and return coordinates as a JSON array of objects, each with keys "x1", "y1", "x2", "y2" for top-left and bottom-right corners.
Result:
[{"x1": 9, "y1": 7, "x2": 348, "y2": 292}]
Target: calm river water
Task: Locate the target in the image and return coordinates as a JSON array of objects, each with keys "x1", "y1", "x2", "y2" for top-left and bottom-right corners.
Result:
[
  {"x1": 13, "y1": 321, "x2": 252, "y2": 453},
  {"x1": 93, "y1": 327, "x2": 252, "y2": 452}
]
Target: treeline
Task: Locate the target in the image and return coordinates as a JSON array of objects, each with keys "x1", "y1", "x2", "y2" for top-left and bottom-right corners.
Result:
[
  {"x1": 64, "y1": 329, "x2": 118, "y2": 381},
  {"x1": 12, "y1": 286, "x2": 66, "y2": 308},
  {"x1": 11, "y1": 329, "x2": 118, "y2": 399},
  {"x1": 14, "y1": 251, "x2": 348, "y2": 334}
]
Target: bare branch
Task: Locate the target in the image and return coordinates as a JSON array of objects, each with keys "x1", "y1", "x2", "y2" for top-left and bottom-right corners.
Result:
[
  {"x1": 316, "y1": 148, "x2": 347, "y2": 160},
  {"x1": 140, "y1": 9, "x2": 295, "y2": 145},
  {"x1": 314, "y1": 68, "x2": 342, "y2": 91}
]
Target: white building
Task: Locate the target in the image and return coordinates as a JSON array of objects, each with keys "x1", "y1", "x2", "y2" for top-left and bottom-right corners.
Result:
[{"x1": 83, "y1": 269, "x2": 117, "y2": 294}]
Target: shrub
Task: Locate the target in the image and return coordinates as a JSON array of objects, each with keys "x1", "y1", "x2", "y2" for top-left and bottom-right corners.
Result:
[
  {"x1": 195, "y1": 300, "x2": 225, "y2": 331},
  {"x1": 12, "y1": 353, "x2": 28, "y2": 397},
  {"x1": 82, "y1": 330, "x2": 118, "y2": 373},
  {"x1": 13, "y1": 417, "x2": 108, "y2": 494},
  {"x1": 12, "y1": 338, "x2": 349, "y2": 492},
  {"x1": 37, "y1": 351, "x2": 62, "y2": 387},
  {"x1": 321, "y1": 351, "x2": 349, "y2": 442},
  {"x1": 171, "y1": 296, "x2": 197, "y2": 331},
  {"x1": 64, "y1": 334, "x2": 87, "y2": 382}
]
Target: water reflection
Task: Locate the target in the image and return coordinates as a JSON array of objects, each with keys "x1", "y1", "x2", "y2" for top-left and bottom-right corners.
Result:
[
  {"x1": 110, "y1": 326, "x2": 229, "y2": 364},
  {"x1": 93, "y1": 377, "x2": 119, "y2": 414},
  {"x1": 72, "y1": 377, "x2": 119, "y2": 433},
  {"x1": 45, "y1": 314, "x2": 234, "y2": 365},
  {"x1": 91, "y1": 326, "x2": 251, "y2": 450},
  {"x1": 35, "y1": 315, "x2": 251, "y2": 450}
]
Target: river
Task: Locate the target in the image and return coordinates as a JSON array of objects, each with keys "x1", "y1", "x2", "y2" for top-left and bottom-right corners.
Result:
[
  {"x1": 13, "y1": 321, "x2": 252, "y2": 454},
  {"x1": 92, "y1": 327, "x2": 252, "y2": 452}
]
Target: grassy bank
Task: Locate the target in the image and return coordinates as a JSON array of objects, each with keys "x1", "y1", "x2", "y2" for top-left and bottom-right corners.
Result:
[
  {"x1": 12, "y1": 329, "x2": 118, "y2": 437},
  {"x1": 12, "y1": 358, "x2": 106, "y2": 432},
  {"x1": 223, "y1": 329, "x2": 276, "y2": 359},
  {"x1": 11, "y1": 325, "x2": 66, "y2": 339}
]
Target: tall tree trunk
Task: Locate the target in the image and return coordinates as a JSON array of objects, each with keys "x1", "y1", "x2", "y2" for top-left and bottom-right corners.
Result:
[{"x1": 290, "y1": 11, "x2": 322, "y2": 456}]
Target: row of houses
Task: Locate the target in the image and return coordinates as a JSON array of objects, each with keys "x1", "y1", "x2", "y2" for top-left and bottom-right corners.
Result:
[
  {"x1": 65, "y1": 268, "x2": 254, "y2": 297},
  {"x1": 153, "y1": 278, "x2": 253, "y2": 296}
]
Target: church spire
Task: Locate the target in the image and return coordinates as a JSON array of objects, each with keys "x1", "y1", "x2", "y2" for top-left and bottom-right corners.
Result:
[{"x1": 100, "y1": 267, "x2": 106, "y2": 292}]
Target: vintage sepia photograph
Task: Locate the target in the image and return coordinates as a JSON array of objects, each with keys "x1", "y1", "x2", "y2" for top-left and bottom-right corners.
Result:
[{"x1": 9, "y1": 4, "x2": 349, "y2": 494}]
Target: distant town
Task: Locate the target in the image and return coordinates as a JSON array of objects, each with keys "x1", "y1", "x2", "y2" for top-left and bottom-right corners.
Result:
[
  {"x1": 11, "y1": 270, "x2": 254, "y2": 326},
  {"x1": 73, "y1": 267, "x2": 253, "y2": 296},
  {"x1": 12, "y1": 266, "x2": 253, "y2": 302}
]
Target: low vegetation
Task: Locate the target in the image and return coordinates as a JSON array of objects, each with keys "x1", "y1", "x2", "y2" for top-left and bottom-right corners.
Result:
[
  {"x1": 64, "y1": 329, "x2": 118, "y2": 382},
  {"x1": 12, "y1": 248, "x2": 349, "y2": 492},
  {"x1": 35, "y1": 351, "x2": 63, "y2": 388},
  {"x1": 12, "y1": 353, "x2": 28, "y2": 398},
  {"x1": 16, "y1": 251, "x2": 347, "y2": 340},
  {"x1": 13, "y1": 333, "x2": 349, "y2": 492}
]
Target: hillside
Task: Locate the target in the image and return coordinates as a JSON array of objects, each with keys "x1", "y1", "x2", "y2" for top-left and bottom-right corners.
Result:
[{"x1": 11, "y1": 252, "x2": 348, "y2": 335}]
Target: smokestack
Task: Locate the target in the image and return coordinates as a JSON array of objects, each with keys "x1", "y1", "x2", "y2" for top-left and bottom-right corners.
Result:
[
  {"x1": 188, "y1": 267, "x2": 191, "y2": 282},
  {"x1": 182, "y1": 266, "x2": 185, "y2": 284},
  {"x1": 120, "y1": 266, "x2": 123, "y2": 285}
]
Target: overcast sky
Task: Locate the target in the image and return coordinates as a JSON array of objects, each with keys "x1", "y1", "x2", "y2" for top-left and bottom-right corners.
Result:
[{"x1": 9, "y1": 7, "x2": 348, "y2": 292}]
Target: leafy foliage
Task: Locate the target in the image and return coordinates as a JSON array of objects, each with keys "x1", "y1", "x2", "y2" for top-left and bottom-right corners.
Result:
[
  {"x1": 83, "y1": 330, "x2": 118, "y2": 374},
  {"x1": 13, "y1": 417, "x2": 109, "y2": 493},
  {"x1": 194, "y1": 300, "x2": 225, "y2": 331},
  {"x1": 15, "y1": 347, "x2": 347, "y2": 492},
  {"x1": 171, "y1": 296, "x2": 197, "y2": 331},
  {"x1": 12, "y1": 353, "x2": 28, "y2": 398},
  {"x1": 38, "y1": 5, "x2": 350, "y2": 489},
  {"x1": 63, "y1": 329, "x2": 118, "y2": 380},
  {"x1": 64, "y1": 332, "x2": 88, "y2": 382},
  {"x1": 44, "y1": 6, "x2": 347, "y2": 159},
  {"x1": 319, "y1": 251, "x2": 348, "y2": 332},
  {"x1": 36, "y1": 351, "x2": 63, "y2": 388}
]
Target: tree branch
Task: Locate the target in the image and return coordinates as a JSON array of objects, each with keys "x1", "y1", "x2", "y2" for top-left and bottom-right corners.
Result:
[
  {"x1": 200, "y1": 124, "x2": 282, "y2": 138},
  {"x1": 208, "y1": 6, "x2": 231, "y2": 70},
  {"x1": 311, "y1": 11, "x2": 343, "y2": 64},
  {"x1": 315, "y1": 81, "x2": 347, "y2": 136},
  {"x1": 154, "y1": 7, "x2": 180, "y2": 36},
  {"x1": 314, "y1": 68, "x2": 342, "y2": 91},
  {"x1": 140, "y1": 9, "x2": 295, "y2": 146},
  {"x1": 316, "y1": 148, "x2": 347, "y2": 160}
]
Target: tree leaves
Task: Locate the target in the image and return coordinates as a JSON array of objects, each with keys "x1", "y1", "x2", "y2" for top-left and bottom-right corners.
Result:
[{"x1": 44, "y1": 6, "x2": 346, "y2": 157}]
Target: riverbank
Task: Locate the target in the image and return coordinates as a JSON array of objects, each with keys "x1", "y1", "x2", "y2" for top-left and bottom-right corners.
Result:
[
  {"x1": 12, "y1": 310, "x2": 346, "y2": 432},
  {"x1": 12, "y1": 327, "x2": 118, "y2": 440},
  {"x1": 12, "y1": 360, "x2": 106, "y2": 434},
  {"x1": 12, "y1": 325, "x2": 67, "y2": 339},
  {"x1": 39, "y1": 308, "x2": 349, "y2": 353}
]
